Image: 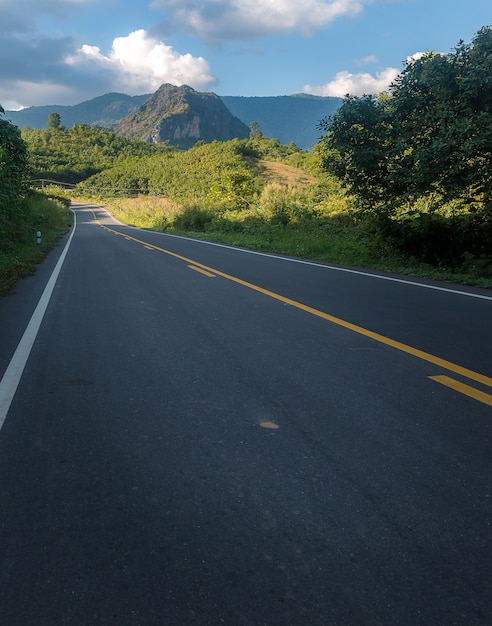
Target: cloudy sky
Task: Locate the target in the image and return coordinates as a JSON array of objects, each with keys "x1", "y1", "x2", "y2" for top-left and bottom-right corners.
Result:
[{"x1": 1, "y1": 0, "x2": 490, "y2": 110}]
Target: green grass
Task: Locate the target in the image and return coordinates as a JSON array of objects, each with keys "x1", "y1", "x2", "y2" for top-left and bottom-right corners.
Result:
[{"x1": 0, "y1": 191, "x2": 72, "y2": 296}]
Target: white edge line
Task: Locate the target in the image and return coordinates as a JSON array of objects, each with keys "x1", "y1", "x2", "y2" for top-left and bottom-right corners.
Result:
[
  {"x1": 0, "y1": 210, "x2": 77, "y2": 430},
  {"x1": 102, "y1": 206, "x2": 492, "y2": 302}
]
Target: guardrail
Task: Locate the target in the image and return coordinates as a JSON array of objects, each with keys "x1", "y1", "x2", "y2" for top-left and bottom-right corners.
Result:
[
  {"x1": 30, "y1": 179, "x2": 77, "y2": 190},
  {"x1": 29, "y1": 180, "x2": 172, "y2": 198},
  {"x1": 29, "y1": 180, "x2": 143, "y2": 196}
]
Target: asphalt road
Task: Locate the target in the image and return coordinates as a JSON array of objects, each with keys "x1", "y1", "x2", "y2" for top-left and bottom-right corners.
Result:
[{"x1": 0, "y1": 203, "x2": 490, "y2": 625}]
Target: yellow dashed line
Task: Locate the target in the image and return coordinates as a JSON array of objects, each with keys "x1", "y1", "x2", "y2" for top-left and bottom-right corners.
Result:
[
  {"x1": 429, "y1": 376, "x2": 492, "y2": 406},
  {"x1": 96, "y1": 220, "x2": 492, "y2": 406},
  {"x1": 188, "y1": 265, "x2": 215, "y2": 277}
]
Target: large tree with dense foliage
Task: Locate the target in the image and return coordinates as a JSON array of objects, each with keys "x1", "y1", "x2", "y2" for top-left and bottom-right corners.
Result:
[
  {"x1": 317, "y1": 26, "x2": 492, "y2": 267},
  {"x1": 0, "y1": 105, "x2": 30, "y2": 245},
  {"x1": 317, "y1": 94, "x2": 393, "y2": 210},
  {"x1": 0, "y1": 105, "x2": 29, "y2": 202},
  {"x1": 318, "y1": 25, "x2": 492, "y2": 211}
]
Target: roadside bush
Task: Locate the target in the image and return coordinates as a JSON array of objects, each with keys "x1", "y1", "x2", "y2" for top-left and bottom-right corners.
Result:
[
  {"x1": 377, "y1": 198, "x2": 492, "y2": 271},
  {"x1": 0, "y1": 189, "x2": 71, "y2": 295},
  {"x1": 174, "y1": 205, "x2": 215, "y2": 231}
]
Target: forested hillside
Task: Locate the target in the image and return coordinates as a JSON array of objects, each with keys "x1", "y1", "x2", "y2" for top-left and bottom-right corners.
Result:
[
  {"x1": 77, "y1": 135, "x2": 311, "y2": 207},
  {"x1": 23, "y1": 123, "x2": 168, "y2": 183}
]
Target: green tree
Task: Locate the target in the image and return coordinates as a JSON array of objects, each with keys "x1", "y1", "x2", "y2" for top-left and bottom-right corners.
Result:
[
  {"x1": 318, "y1": 25, "x2": 492, "y2": 211},
  {"x1": 318, "y1": 95, "x2": 393, "y2": 210},
  {"x1": 47, "y1": 111, "x2": 62, "y2": 130},
  {"x1": 0, "y1": 105, "x2": 29, "y2": 205},
  {"x1": 0, "y1": 105, "x2": 30, "y2": 247},
  {"x1": 455, "y1": 26, "x2": 492, "y2": 204},
  {"x1": 249, "y1": 121, "x2": 263, "y2": 140}
]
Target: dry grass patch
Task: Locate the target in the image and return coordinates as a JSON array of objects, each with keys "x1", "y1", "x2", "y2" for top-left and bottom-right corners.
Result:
[
  {"x1": 252, "y1": 159, "x2": 318, "y2": 190},
  {"x1": 106, "y1": 196, "x2": 183, "y2": 229}
]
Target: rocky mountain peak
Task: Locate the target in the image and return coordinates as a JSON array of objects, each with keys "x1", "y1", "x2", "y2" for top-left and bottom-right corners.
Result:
[{"x1": 112, "y1": 84, "x2": 250, "y2": 148}]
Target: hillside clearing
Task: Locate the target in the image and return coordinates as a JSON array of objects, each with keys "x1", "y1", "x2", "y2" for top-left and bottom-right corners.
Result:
[{"x1": 252, "y1": 159, "x2": 319, "y2": 189}]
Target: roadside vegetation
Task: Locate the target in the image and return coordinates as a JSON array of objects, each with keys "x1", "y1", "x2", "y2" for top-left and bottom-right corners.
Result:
[
  {"x1": 76, "y1": 135, "x2": 413, "y2": 271},
  {"x1": 0, "y1": 107, "x2": 71, "y2": 295},
  {"x1": 1, "y1": 25, "x2": 491, "y2": 295}
]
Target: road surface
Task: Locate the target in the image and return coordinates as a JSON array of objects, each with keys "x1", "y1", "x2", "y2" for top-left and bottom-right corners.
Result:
[{"x1": 0, "y1": 203, "x2": 490, "y2": 624}]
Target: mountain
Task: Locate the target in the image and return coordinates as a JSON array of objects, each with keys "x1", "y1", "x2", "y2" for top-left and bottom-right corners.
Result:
[
  {"x1": 5, "y1": 93, "x2": 150, "y2": 130},
  {"x1": 221, "y1": 94, "x2": 342, "y2": 149},
  {"x1": 5, "y1": 88, "x2": 342, "y2": 149},
  {"x1": 112, "y1": 84, "x2": 249, "y2": 149}
]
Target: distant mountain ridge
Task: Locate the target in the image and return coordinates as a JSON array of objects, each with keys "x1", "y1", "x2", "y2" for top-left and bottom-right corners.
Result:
[
  {"x1": 5, "y1": 93, "x2": 150, "y2": 130},
  {"x1": 221, "y1": 94, "x2": 341, "y2": 149},
  {"x1": 5, "y1": 87, "x2": 342, "y2": 149},
  {"x1": 112, "y1": 84, "x2": 249, "y2": 149}
]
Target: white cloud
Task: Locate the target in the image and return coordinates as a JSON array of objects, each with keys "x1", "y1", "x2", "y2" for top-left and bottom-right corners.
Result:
[
  {"x1": 304, "y1": 67, "x2": 401, "y2": 97},
  {"x1": 304, "y1": 52, "x2": 448, "y2": 99},
  {"x1": 66, "y1": 29, "x2": 217, "y2": 93},
  {"x1": 151, "y1": 0, "x2": 367, "y2": 41},
  {"x1": 355, "y1": 54, "x2": 378, "y2": 66},
  {"x1": 406, "y1": 51, "x2": 427, "y2": 63}
]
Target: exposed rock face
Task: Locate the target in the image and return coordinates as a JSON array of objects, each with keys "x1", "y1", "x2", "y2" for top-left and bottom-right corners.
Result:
[{"x1": 113, "y1": 84, "x2": 249, "y2": 148}]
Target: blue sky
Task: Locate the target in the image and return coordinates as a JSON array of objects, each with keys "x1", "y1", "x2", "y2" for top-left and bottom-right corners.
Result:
[{"x1": 1, "y1": 0, "x2": 490, "y2": 110}]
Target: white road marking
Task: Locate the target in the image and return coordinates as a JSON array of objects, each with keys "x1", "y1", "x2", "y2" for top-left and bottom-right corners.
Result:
[
  {"x1": 0, "y1": 211, "x2": 77, "y2": 430},
  {"x1": 100, "y1": 207, "x2": 492, "y2": 302}
]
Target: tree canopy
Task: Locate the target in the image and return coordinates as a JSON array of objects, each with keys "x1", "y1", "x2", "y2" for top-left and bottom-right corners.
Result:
[
  {"x1": 318, "y1": 26, "x2": 492, "y2": 212},
  {"x1": 0, "y1": 105, "x2": 29, "y2": 217},
  {"x1": 317, "y1": 26, "x2": 492, "y2": 268}
]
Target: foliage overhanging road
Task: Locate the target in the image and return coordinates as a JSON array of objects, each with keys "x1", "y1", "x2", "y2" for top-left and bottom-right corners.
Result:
[{"x1": 0, "y1": 203, "x2": 490, "y2": 625}]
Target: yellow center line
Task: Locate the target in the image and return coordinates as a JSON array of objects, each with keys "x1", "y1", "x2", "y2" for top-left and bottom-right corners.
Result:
[
  {"x1": 188, "y1": 265, "x2": 216, "y2": 278},
  {"x1": 429, "y1": 376, "x2": 492, "y2": 406},
  {"x1": 99, "y1": 223, "x2": 492, "y2": 392}
]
